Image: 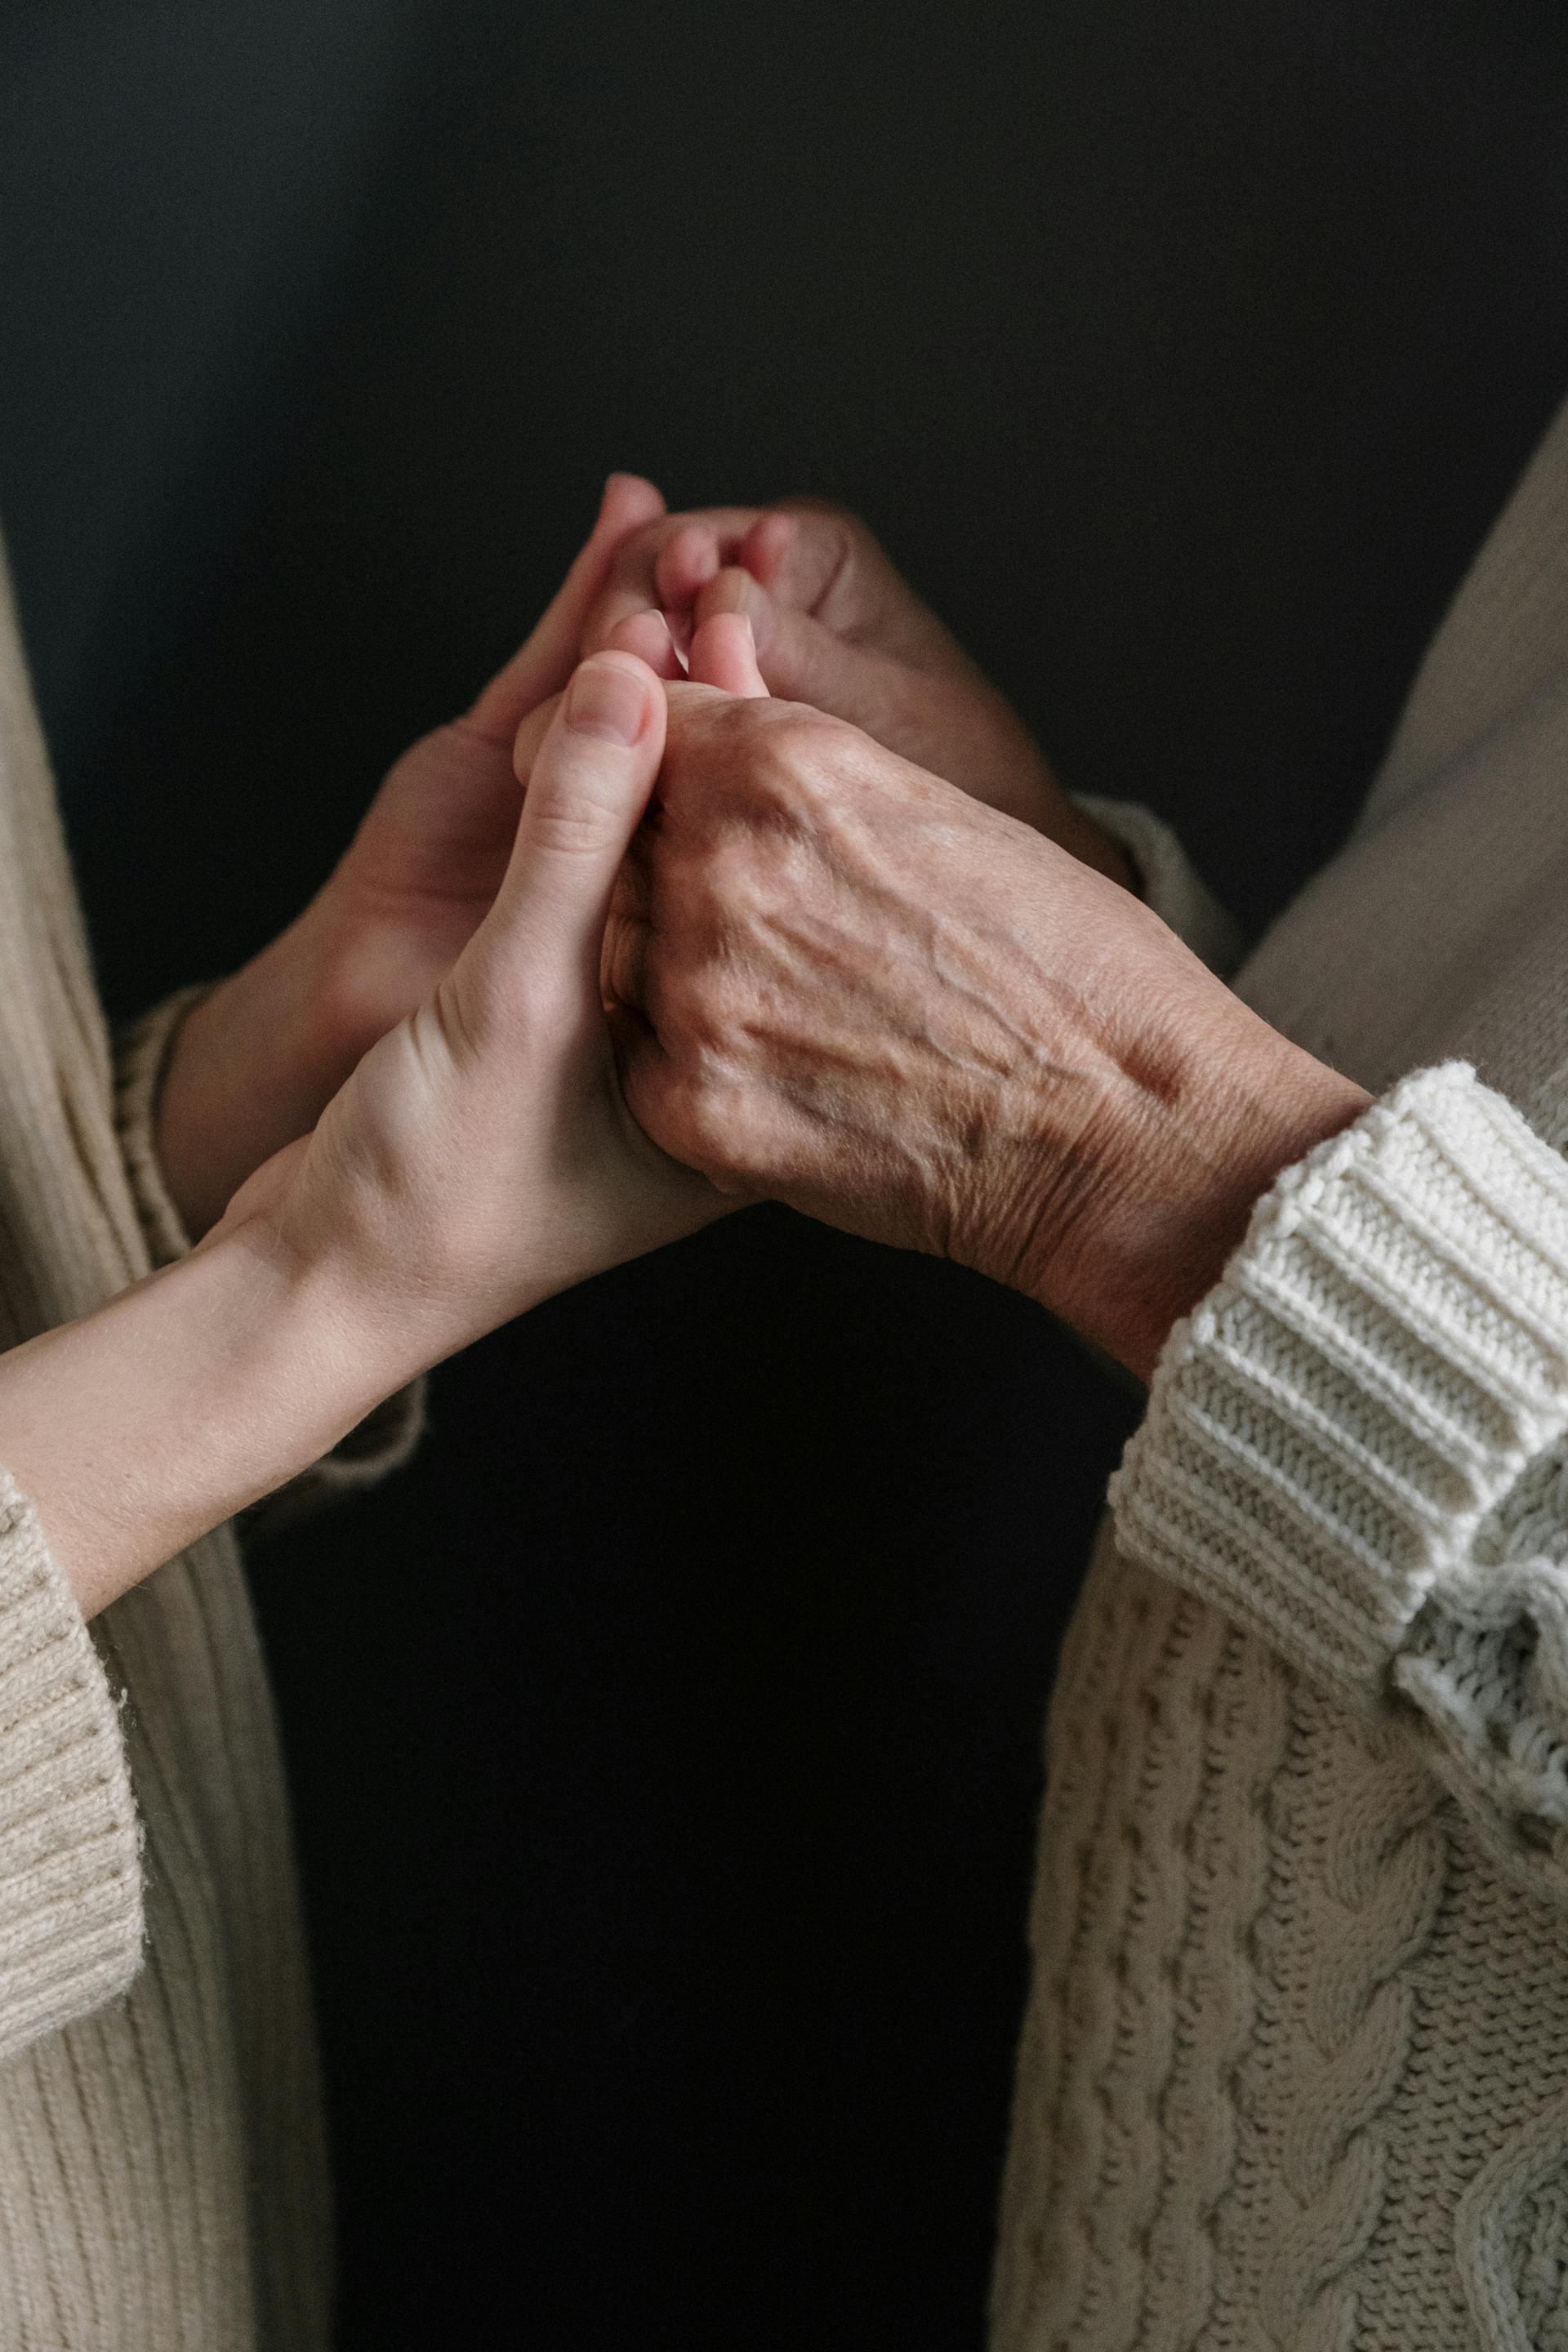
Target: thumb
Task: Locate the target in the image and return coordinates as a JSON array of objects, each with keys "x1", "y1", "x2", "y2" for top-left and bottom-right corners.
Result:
[{"x1": 485, "y1": 652, "x2": 666, "y2": 1004}]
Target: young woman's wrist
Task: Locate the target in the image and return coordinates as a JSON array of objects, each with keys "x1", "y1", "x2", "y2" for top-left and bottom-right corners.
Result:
[{"x1": 0, "y1": 1213, "x2": 416, "y2": 1620}]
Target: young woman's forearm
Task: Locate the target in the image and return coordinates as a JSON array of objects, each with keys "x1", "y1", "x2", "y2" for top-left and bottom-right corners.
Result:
[
  {"x1": 0, "y1": 1227, "x2": 412, "y2": 1619},
  {"x1": 0, "y1": 648, "x2": 711, "y2": 1626}
]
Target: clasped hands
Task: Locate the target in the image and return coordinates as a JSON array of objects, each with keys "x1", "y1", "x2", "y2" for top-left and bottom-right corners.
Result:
[{"x1": 162, "y1": 478, "x2": 1368, "y2": 1396}]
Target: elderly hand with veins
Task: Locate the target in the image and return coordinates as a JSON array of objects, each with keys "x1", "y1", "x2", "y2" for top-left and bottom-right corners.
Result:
[
  {"x1": 580, "y1": 495, "x2": 1135, "y2": 886},
  {"x1": 596, "y1": 606, "x2": 1369, "y2": 1383}
]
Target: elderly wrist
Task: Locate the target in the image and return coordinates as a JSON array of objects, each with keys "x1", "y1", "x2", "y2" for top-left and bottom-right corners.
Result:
[{"x1": 1013, "y1": 1011, "x2": 1370, "y2": 1380}]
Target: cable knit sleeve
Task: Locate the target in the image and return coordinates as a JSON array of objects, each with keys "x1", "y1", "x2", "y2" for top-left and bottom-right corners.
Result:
[
  {"x1": 0, "y1": 1467, "x2": 143, "y2": 2061},
  {"x1": 1110, "y1": 1062, "x2": 1568, "y2": 1898},
  {"x1": 114, "y1": 989, "x2": 425, "y2": 1520}
]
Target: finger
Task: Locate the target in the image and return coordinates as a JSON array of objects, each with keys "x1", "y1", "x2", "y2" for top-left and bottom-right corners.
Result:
[
  {"x1": 605, "y1": 608, "x2": 685, "y2": 679},
  {"x1": 506, "y1": 616, "x2": 691, "y2": 788},
  {"x1": 687, "y1": 610, "x2": 768, "y2": 697},
  {"x1": 693, "y1": 567, "x2": 895, "y2": 717},
  {"x1": 601, "y1": 898, "x2": 649, "y2": 1015},
  {"x1": 491, "y1": 653, "x2": 667, "y2": 1000},
  {"x1": 737, "y1": 510, "x2": 799, "y2": 590},
  {"x1": 739, "y1": 499, "x2": 960, "y2": 670},
  {"x1": 737, "y1": 502, "x2": 851, "y2": 616},
  {"x1": 654, "y1": 522, "x2": 722, "y2": 612},
  {"x1": 465, "y1": 474, "x2": 666, "y2": 746},
  {"x1": 581, "y1": 506, "x2": 768, "y2": 654},
  {"x1": 600, "y1": 822, "x2": 653, "y2": 1012}
]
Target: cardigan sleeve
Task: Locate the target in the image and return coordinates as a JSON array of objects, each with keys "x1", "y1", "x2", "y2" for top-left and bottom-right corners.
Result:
[
  {"x1": 114, "y1": 989, "x2": 425, "y2": 1521},
  {"x1": 0, "y1": 1466, "x2": 142, "y2": 2062},
  {"x1": 1110, "y1": 1062, "x2": 1568, "y2": 1898}
]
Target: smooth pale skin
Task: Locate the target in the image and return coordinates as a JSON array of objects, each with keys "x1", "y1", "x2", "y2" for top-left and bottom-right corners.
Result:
[
  {"x1": 600, "y1": 602, "x2": 1370, "y2": 1384},
  {"x1": 0, "y1": 481, "x2": 748, "y2": 1620}
]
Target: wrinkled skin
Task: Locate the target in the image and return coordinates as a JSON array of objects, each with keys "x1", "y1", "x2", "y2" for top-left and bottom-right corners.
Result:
[{"x1": 604, "y1": 656, "x2": 1367, "y2": 1381}]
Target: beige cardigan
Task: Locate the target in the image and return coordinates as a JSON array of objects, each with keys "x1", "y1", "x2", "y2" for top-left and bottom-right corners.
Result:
[{"x1": 0, "y1": 549, "x2": 416, "y2": 2347}]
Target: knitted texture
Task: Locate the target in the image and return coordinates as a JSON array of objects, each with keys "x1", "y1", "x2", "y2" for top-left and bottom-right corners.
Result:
[
  {"x1": 0, "y1": 1468, "x2": 142, "y2": 2059},
  {"x1": 994, "y1": 1069, "x2": 1568, "y2": 2351},
  {"x1": 1115, "y1": 1064, "x2": 1568, "y2": 1852},
  {"x1": 994, "y1": 394, "x2": 1568, "y2": 2351},
  {"x1": 0, "y1": 540, "x2": 414, "y2": 2347}
]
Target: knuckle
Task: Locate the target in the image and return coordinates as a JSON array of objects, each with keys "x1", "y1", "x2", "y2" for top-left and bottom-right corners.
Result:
[
  {"x1": 661, "y1": 692, "x2": 764, "y2": 797},
  {"x1": 773, "y1": 496, "x2": 873, "y2": 586},
  {"x1": 664, "y1": 692, "x2": 856, "y2": 831},
  {"x1": 704, "y1": 835, "x2": 773, "y2": 924},
  {"x1": 657, "y1": 826, "x2": 784, "y2": 956},
  {"x1": 654, "y1": 960, "x2": 733, "y2": 1057},
  {"x1": 777, "y1": 492, "x2": 864, "y2": 541},
  {"x1": 529, "y1": 807, "x2": 613, "y2": 858},
  {"x1": 663, "y1": 1067, "x2": 749, "y2": 1182},
  {"x1": 612, "y1": 516, "x2": 675, "y2": 577},
  {"x1": 754, "y1": 709, "x2": 851, "y2": 818},
  {"x1": 524, "y1": 774, "x2": 624, "y2": 858},
  {"x1": 771, "y1": 703, "x2": 848, "y2": 761}
]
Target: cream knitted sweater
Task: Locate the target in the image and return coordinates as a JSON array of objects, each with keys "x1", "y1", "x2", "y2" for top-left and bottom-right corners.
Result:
[
  {"x1": 0, "y1": 549, "x2": 418, "y2": 2345},
  {"x1": 992, "y1": 393, "x2": 1568, "y2": 2351}
]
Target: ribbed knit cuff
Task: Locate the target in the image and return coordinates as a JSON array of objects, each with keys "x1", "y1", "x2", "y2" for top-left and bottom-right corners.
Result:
[
  {"x1": 1111, "y1": 1066, "x2": 1568, "y2": 1713},
  {"x1": 0, "y1": 1468, "x2": 142, "y2": 2061},
  {"x1": 1071, "y1": 795, "x2": 1245, "y2": 976},
  {"x1": 114, "y1": 990, "x2": 426, "y2": 1524}
]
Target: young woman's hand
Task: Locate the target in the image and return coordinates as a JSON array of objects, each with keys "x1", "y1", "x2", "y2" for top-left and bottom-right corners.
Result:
[
  {"x1": 0, "y1": 653, "x2": 722, "y2": 1619},
  {"x1": 578, "y1": 496, "x2": 1134, "y2": 885},
  {"x1": 226, "y1": 650, "x2": 722, "y2": 1356},
  {"x1": 154, "y1": 473, "x2": 666, "y2": 1238}
]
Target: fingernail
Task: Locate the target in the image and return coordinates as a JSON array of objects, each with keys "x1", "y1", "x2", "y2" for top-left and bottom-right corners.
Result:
[
  {"x1": 566, "y1": 657, "x2": 647, "y2": 746},
  {"x1": 611, "y1": 608, "x2": 672, "y2": 657}
]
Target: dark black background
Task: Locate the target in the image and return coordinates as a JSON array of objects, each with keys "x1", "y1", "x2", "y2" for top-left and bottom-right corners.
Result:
[{"x1": 3, "y1": 4, "x2": 1568, "y2": 2345}]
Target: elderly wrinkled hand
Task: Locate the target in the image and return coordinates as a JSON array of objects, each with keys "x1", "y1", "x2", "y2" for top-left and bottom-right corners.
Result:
[{"x1": 606, "y1": 641, "x2": 1368, "y2": 1380}]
